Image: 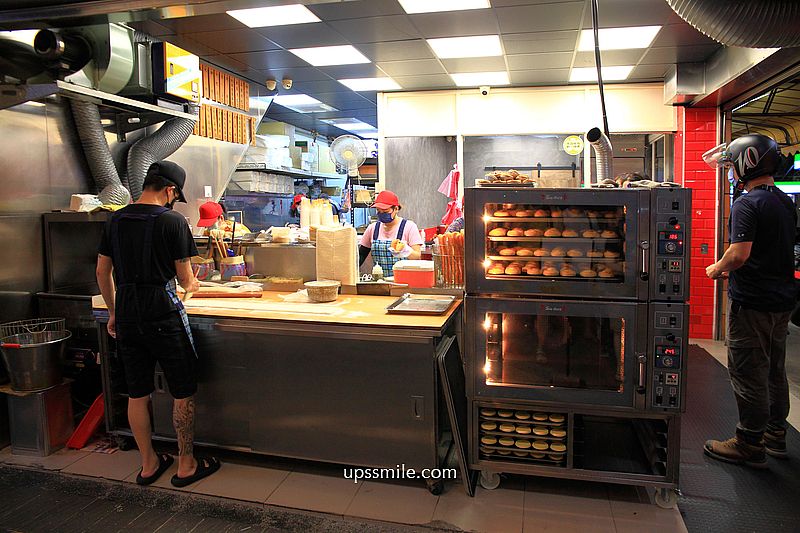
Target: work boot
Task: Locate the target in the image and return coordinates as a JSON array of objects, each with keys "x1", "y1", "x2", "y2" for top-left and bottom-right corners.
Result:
[
  {"x1": 764, "y1": 427, "x2": 788, "y2": 459},
  {"x1": 704, "y1": 435, "x2": 767, "y2": 468}
]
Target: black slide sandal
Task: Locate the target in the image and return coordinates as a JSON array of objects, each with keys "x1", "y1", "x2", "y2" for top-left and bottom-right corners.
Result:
[
  {"x1": 170, "y1": 457, "x2": 221, "y2": 488},
  {"x1": 136, "y1": 454, "x2": 174, "y2": 486}
]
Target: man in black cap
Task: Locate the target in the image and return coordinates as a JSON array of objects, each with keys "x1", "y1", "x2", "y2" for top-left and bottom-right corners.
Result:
[
  {"x1": 703, "y1": 134, "x2": 798, "y2": 467},
  {"x1": 96, "y1": 160, "x2": 220, "y2": 487}
]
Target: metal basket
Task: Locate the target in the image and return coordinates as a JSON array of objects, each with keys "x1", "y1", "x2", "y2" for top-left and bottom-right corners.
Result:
[
  {"x1": 432, "y1": 244, "x2": 464, "y2": 289},
  {"x1": 0, "y1": 318, "x2": 66, "y2": 343}
]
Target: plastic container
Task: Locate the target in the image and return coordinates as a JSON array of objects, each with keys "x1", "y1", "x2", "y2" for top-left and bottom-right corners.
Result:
[
  {"x1": 392, "y1": 260, "x2": 435, "y2": 288},
  {"x1": 220, "y1": 255, "x2": 247, "y2": 281}
]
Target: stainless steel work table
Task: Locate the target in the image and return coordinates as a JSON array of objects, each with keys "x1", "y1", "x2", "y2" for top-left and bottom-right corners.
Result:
[{"x1": 94, "y1": 293, "x2": 462, "y2": 494}]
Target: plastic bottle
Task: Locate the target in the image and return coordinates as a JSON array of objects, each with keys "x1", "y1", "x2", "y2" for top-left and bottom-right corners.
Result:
[{"x1": 372, "y1": 263, "x2": 384, "y2": 281}]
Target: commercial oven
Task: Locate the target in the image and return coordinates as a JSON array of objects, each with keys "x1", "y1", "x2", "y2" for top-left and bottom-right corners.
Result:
[
  {"x1": 463, "y1": 186, "x2": 691, "y2": 507},
  {"x1": 464, "y1": 187, "x2": 691, "y2": 301}
]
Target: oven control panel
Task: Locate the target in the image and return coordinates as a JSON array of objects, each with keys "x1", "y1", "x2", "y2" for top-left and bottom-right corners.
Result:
[
  {"x1": 650, "y1": 303, "x2": 688, "y2": 411},
  {"x1": 651, "y1": 189, "x2": 691, "y2": 301}
]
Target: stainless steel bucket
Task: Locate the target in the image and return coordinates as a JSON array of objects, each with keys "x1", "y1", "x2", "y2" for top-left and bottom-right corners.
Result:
[{"x1": 0, "y1": 330, "x2": 71, "y2": 391}]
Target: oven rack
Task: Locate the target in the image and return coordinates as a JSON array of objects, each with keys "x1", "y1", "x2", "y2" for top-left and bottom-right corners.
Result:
[
  {"x1": 486, "y1": 256, "x2": 623, "y2": 262},
  {"x1": 481, "y1": 430, "x2": 567, "y2": 442},
  {"x1": 479, "y1": 451, "x2": 566, "y2": 466},
  {"x1": 479, "y1": 415, "x2": 566, "y2": 426},
  {"x1": 486, "y1": 237, "x2": 623, "y2": 243},
  {"x1": 485, "y1": 217, "x2": 622, "y2": 224}
]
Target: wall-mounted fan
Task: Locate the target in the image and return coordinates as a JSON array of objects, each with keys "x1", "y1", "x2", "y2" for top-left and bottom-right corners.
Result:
[{"x1": 330, "y1": 134, "x2": 367, "y2": 178}]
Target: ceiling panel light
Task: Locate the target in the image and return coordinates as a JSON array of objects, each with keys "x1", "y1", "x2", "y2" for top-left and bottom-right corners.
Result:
[
  {"x1": 226, "y1": 5, "x2": 320, "y2": 28},
  {"x1": 338, "y1": 77, "x2": 401, "y2": 91},
  {"x1": 321, "y1": 118, "x2": 377, "y2": 133},
  {"x1": 428, "y1": 35, "x2": 503, "y2": 59},
  {"x1": 399, "y1": 0, "x2": 490, "y2": 14},
  {"x1": 272, "y1": 94, "x2": 337, "y2": 113},
  {"x1": 450, "y1": 71, "x2": 510, "y2": 87},
  {"x1": 578, "y1": 26, "x2": 662, "y2": 51},
  {"x1": 288, "y1": 45, "x2": 370, "y2": 67},
  {"x1": 569, "y1": 66, "x2": 634, "y2": 82}
]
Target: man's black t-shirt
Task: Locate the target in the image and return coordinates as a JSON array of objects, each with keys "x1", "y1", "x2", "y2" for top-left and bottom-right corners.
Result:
[
  {"x1": 728, "y1": 186, "x2": 798, "y2": 312},
  {"x1": 98, "y1": 204, "x2": 198, "y2": 323}
]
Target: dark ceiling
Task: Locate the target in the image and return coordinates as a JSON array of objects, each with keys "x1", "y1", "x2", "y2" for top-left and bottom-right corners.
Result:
[{"x1": 117, "y1": 0, "x2": 723, "y2": 138}]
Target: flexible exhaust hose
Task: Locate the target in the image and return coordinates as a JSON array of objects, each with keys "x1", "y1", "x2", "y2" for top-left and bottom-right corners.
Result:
[
  {"x1": 68, "y1": 98, "x2": 130, "y2": 204},
  {"x1": 586, "y1": 127, "x2": 614, "y2": 183},
  {"x1": 666, "y1": 0, "x2": 800, "y2": 48},
  {"x1": 126, "y1": 103, "x2": 199, "y2": 200}
]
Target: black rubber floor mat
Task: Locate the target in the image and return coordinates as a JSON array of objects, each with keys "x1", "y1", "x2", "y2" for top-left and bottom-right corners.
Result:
[{"x1": 680, "y1": 345, "x2": 800, "y2": 533}]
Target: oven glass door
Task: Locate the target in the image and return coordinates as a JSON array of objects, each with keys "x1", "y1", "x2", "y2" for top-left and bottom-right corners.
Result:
[
  {"x1": 471, "y1": 297, "x2": 644, "y2": 407},
  {"x1": 465, "y1": 188, "x2": 647, "y2": 299}
]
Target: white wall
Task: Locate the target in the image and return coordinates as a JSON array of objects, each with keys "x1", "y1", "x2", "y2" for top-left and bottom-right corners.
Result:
[{"x1": 377, "y1": 83, "x2": 677, "y2": 193}]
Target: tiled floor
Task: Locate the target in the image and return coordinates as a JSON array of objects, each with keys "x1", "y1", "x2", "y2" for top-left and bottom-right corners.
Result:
[{"x1": 0, "y1": 444, "x2": 687, "y2": 532}]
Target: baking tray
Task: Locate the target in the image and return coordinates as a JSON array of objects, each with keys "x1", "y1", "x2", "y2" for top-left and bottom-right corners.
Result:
[
  {"x1": 386, "y1": 293, "x2": 456, "y2": 315},
  {"x1": 477, "y1": 182, "x2": 536, "y2": 187}
]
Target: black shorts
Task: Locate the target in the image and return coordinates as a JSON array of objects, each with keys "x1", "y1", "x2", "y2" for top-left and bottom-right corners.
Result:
[{"x1": 116, "y1": 314, "x2": 197, "y2": 399}]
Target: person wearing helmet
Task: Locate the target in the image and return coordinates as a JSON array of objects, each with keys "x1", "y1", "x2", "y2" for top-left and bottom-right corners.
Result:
[
  {"x1": 703, "y1": 134, "x2": 798, "y2": 467},
  {"x1": 358, "y1": 190, "x2": 423, "y2": 277}
]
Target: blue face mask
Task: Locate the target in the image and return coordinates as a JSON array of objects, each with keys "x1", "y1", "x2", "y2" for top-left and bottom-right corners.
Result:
[{"x1": 377, "y1": 211, "x2": 394, "y2": 223}]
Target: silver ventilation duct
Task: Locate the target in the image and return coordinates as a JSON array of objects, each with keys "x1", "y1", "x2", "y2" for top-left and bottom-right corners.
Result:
[
  {"x1": 666, "y1": 0, "x2": 800, "y2": 48},
  {"x1": 586, "y1": 127, "x2": 614, "y2": 183},
  {"x1": 68, "y1": 98, "x2": 130, "y2": 205},
  {"x1": 126, "y1": 103, "x2": 200, "y2": 201}
]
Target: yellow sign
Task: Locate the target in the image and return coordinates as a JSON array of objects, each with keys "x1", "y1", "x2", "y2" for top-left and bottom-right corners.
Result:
[
  {"x1": 563, "y1": 135, "x2": 584, "y2": 156},
  {"x1": 163, "y1": 42, "x2": 200, "y2": 102}
]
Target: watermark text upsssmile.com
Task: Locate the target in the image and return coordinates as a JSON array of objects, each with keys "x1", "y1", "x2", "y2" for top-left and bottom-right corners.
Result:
[{"x1": 343, "y1": 464, "x2": 457, "y2": 484}]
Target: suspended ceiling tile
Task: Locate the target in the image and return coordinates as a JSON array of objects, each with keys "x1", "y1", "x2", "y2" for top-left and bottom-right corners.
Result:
[
  {"x1": 639, "y1": 44, "x2": 719, "y2": 65},
  {"x1": 204, "y1": 54, "x2": 249, "y2": 74},
  {"x1": 509, "y1": 68, "x2": 570, "y2": 85},
  {"x1": 170, "y1": 35, "x2": 218, "y2": 56},
  {"x1": 129, "y1": 19, "x2": 175, "y2": 37},
  {"x1": 327, "y1": 15, "x2": 421, "y2": 43},
  {"x1": 392, "y1": 74, "x2": 456, "y2": 90},
  {"x1": 291, "y1": 79, "x2": 352, "y2": 94},
  {"x1": 254, "y1": 24, "x2": 349, "y2": 49},
  {"x1": 491, "y1": 0, "x2": 573, "y2": 5},
  {"x1": 164, "y1": 13, "x2": 244, "y2": 33},
  {"x1": 441, "y1": 56, "x2": 508, "y2": 73},
  {"x1": 408, "y1": 10, "x2": 498, "y2": 39},
  {"x1": 378, "y1": 59, "x2": 446, "y2": 76},
  {"x1": 357, "y1": 39, "x2": 435, "y2": 62},
  {"x1": 256, "y1": 67, "x2": 333, "y2": 83},
  {"x1": 230, "y1": 50, "x2": 310, "y2": 69},
  {"x1": 184, "y1": 29, "x2": 280, "y2": 54},
  {"x1": 502, "y1": 31, "x2": 578, "y2": 54},
  {"x1": 573, "y1": 49, "x2": 646, "y2": 68},
  {"x1": 579, "y1": 0, "x2": 683, "y2": 28},
  {"x1": 495, "y1": 3, "x2": 584, "y2": 33},
  {"x1": 317, "y1": 63, "x2": 388, "y2": 79},
  {"x1": 630, "y1": 64, "x2": 671, "y2": 80},
  {"x1": 649, "y1": 23, "x2": 718, "y2": 48},
  {"x1": 307, "y1": 0, "x2": 405, "y2": 22},
  {"x1": 312, "y1": 91, "x2": 375, "y2": 107},
  {"x1": 506, "y1": 51, "x2": 573, "y2": 71}
]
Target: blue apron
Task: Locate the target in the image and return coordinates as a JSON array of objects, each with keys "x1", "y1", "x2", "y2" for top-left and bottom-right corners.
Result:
[
  {"x1": 110, "y1": 207, "x2": 195, "y2": 354},
  {"x1": 370, "y1": 219, "x2": 407, "y2": 277}
]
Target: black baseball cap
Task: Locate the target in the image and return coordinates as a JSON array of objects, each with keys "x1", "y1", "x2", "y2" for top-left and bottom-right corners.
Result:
[{"x1": 146, "y1": 160, "x2": 187, "y2": 203}]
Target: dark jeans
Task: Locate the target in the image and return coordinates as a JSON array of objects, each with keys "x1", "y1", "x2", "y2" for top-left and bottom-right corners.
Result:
[{"x1": 727, "y1": 300, "x2": 792, "y2": 442}]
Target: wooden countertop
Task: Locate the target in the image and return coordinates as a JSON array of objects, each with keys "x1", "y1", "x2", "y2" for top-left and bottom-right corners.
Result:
[{"x1": 92, "y1": 292, "x2": 461, "y2": 332}]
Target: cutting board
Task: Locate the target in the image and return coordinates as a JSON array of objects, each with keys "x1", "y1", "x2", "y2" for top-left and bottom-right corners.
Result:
[{"x1": 182, "y1": 286, "x2": 263, "y2": 299}]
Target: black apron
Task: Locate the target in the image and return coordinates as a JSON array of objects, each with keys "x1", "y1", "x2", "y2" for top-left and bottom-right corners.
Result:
[{"x1": 110, "y1": 207, "x2": 195, "y2": 351}]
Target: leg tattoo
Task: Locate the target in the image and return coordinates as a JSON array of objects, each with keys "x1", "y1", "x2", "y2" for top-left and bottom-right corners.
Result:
[{"x1": 173, "y1": 397, "x2": 195, "y2": 457}]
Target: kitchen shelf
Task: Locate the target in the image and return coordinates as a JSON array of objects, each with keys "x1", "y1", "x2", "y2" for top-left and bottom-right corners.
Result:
[
  {"x1": 235, "y1": 163, "x2": 342, "y2": 181},
  {"x1": 486, "y1": 274, "x2": 623, "y2": 281}
]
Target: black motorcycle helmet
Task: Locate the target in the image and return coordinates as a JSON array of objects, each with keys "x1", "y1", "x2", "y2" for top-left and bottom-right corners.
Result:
[{"x1": 726, "y1": 133, "x2": 781, "y2": 183}]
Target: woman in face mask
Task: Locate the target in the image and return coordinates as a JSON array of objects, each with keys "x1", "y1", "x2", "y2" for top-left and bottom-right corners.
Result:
[{"x1": 358, "y1": 190, "x2": 423, "y2": 277}]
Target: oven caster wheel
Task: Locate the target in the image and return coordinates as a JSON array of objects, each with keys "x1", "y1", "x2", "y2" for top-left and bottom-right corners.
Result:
[
  {"x1": 114, "y1": 436, "x2": 134, "y2": 451},
  {"x1": 425, "y1": 479, "x2": 444, "y2": 495},
  {"x1": 654, "y1": 488, "x2": 678, "y2": 509},
  {"x1": 479, "y1": 470, "x2": 500, "y2": 490}
]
